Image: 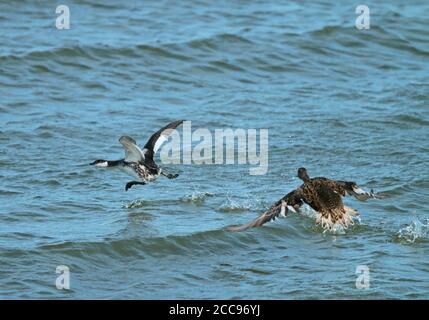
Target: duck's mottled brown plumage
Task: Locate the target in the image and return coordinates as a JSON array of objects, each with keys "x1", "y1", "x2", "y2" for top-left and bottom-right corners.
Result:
[{"x1": 225, "y1": 168, "x2": 383, "y2": 232}]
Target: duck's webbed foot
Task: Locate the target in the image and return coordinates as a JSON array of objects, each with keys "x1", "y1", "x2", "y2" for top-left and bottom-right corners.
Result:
[
  {"x1": 125, "y1": 181, "x2": 146, "y2": 191},
  {"x1": 162, "y1": 172, "x2": 179, "y2": 179}
]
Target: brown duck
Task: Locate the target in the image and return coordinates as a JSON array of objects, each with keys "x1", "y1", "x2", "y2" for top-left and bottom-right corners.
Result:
[{"x1": 226, "y1": 167, "x2": 385, "y2": 232}]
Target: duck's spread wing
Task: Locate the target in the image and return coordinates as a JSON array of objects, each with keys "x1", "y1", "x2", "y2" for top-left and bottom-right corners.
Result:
[
  {"x1": 143, "y1": 120, "x2": 185, "y2": 160},
  {"x1": 225, "y1": 188, "x2": 305, "y2": 232},
  {"x1": 335, "y1": 181, "x2": 387, "y2": 200},
  {"x1": 313, "y1": 177, "x2": 387, "y2": 201},
  {"x1": 119, "y1": 136, "x2": 146, "y2": 162},
  {"x1": 224, "y1": 203, "x2": 285, "y2": 232}
]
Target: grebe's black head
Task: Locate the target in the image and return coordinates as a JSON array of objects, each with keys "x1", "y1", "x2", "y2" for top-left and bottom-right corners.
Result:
[
  {"x1": 297, "y1": 167, "x2": 310, "y2": 182},
  {"x1": 90, "y1": 159, "x2": 109, "y2": 167}
]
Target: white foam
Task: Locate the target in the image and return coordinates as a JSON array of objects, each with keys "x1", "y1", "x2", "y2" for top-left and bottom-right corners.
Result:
[
  {"x1": 397, "y1": 218, "x2": 429, "y2": 243},
  {"x1": 283, "y1": 203, "x2": 360, "y2": 233}
]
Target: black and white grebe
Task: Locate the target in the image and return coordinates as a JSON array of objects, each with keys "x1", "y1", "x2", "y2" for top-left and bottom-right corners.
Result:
[
  {"x1": 226, "y1": 167, "x2": 385, "y2": 232},
  {"x1": 90, "y1": 120, "x2": 184, "y2": 191}
]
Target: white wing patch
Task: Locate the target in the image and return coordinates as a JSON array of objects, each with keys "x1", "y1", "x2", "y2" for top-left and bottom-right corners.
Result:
[
  {"x1": 119, "y1": 136, "x2": 145, "y2": 162},
  {"x1": 153, "y1": 128, "x2": 177, "y2": 154}
]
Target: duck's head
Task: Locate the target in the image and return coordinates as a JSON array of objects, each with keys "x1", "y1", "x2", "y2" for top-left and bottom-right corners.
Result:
[
  {"x1": 90, "y1": 159, "x2": 109, "y2": 167},
  {"x1": 297, "y1": 167, "x2": 310, "y2": 182}
]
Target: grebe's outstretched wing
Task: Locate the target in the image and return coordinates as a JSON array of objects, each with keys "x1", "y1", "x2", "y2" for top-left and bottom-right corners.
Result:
[
  {"x1": 119, "y1": 136, "x2": 146, "y2": 162},
  {"x1": 143, "y1": 120, "x2": 185, "y2": 161}
]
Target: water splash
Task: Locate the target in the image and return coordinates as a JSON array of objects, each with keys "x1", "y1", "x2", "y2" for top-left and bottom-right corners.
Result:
[
  {"x1": 218, "y1": 193, "x2": 266, "y2": 212},
  {"x1": 122, "y1": 199, "x2": 148, "y2": 209},
  {"x1": 323, "y1": 223, "x2": 347, "y2": 235},
  {"x1": 218, "y1": 195, "x2": 252, "y2": 212},
  {"x1": 297, "y1": 203, "x2": 318, "y2": 218},
  {"x1": 397, "y1": 218, "x2": 429, "y2": 243},
  {"x1": 298, "y1": 204, "x2": 361, "y2": 234},
  {"x1": 180, "y1": 191, "x2": 214, "y2": 204}
]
